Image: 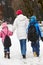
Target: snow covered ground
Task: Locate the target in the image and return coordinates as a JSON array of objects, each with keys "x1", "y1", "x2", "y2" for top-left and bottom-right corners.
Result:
[{"x1": 0, "y1": 24, "x2": 43, "y2": 65}]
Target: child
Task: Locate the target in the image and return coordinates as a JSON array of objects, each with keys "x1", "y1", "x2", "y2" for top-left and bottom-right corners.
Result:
[
  {"x1": 0, "y1": 22, "x2": 13, "y2": 59},
  {"x1": 27, "y1": 16, "x2": 42, "y2": 57}
]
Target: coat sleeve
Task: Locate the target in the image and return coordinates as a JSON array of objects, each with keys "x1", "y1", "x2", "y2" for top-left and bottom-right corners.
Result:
[
  {"x1": 26, "y1": 23, "x2": 30, "y2": 34},
  {"x1": 25, "y1": 18, "x2": 29, "y2": 27},
  {"x1": 37, "y1": 24, "x2": 41, "y2": 37},
  {"x1": 8, "y1": 30, "x2": 13, "y2": 36},
  {"x1": 12, "y1": 18, "x2": 17, "y2": 32},
  {"x1": 25, "y1": 17, "x2": 29, "y2": 33}
]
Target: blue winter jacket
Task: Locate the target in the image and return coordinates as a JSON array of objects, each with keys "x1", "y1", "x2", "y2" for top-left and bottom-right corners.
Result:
[{"x1": 27, "y1": 16, "x2": 41, "y2": 38}]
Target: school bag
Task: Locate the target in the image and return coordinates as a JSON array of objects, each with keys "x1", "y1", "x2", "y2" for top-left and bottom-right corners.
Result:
[
  {"x1": 2, "y1": 31, "x2": 11, "y2": 48},
  {"x1": 27, "y1": 24, "x2": 39, "y2": 42}
]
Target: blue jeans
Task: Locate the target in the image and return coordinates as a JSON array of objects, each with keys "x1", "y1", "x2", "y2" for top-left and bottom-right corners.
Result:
[
  {"x1": 20, "y1": 39, "x2": 26, "y2": 55},
  {"x1": 4, "y1": 47, "x2": 10, "y2": 53},
  {"x1": 31, "y1": 40, "x2": 40, "y2": 56}
]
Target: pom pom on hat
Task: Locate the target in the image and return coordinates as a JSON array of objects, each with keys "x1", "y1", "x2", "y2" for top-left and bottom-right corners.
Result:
[{"x1": 16, "y1": 10, "x2": 22, "y2": 15}]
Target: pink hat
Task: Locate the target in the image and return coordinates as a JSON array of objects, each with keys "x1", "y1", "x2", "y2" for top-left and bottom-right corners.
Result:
[
  {"x1": 1, "y1": 22, "x2": 7, "y2": 28},
  {"x1": 16, "y1": 10, "x2": 22, "y2": 15}
]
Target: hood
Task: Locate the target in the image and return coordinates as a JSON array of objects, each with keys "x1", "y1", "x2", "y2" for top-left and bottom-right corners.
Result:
[
  {"x1": 1, "y1": 22, "x2": 7, "y2": 28},
  {"x1": 17, "y1": 14, "x2": 27, "y2": 21},
  {"x1": 29, "y1": 16, "x2": 38, "y2": 24}
]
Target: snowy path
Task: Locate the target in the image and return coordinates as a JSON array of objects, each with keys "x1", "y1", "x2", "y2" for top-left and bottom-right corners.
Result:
[{"x1": 0, "y1": 25, "x2": 43, "y2": 65}]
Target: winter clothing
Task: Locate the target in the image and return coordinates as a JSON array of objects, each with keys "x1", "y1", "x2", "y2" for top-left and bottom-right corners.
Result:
[
  {"x1": 27, "y1": 16, "x2": 41, "y2": 38},
  {"x1": 22, "y1": 55, "x2": 26, "y2": 59},
  {"x1": 7, "y1": 53, "x2": 10, "y2": 59},
  {"x1": 13, "y1": 13, "x2": 29, "y2": 57},
  {"x1": 4, "y1": 51, "x2": 7, "y2": 58},
  {"x1": 4, "y1": 47, "x2": 10, "y2": 58},
  {"x1": 13, "y1": 14, "x2": 29, "y2": 40},
  {"x1": 33, "y1": 52, "x2": 37, "y2": 57},
  {"x1": 4, "y1": 51, "x2": 10, "y2": 59},
  {"x1": 27, "y1": 16, "x2": 41, "y2": 57},
  {"x1": 0, "y1": 22, "x2": 13, "y2": 58},
  {"x1": 16, "y1": 10, "x2": 22, "y2": 15},
  {"x1": 31, "y1": 40, "x2": 40, "y2": 56},
  {"x1": 1, "y1": 22, "x2": 7, "y2": 28},
  {"x1": 0, "y1": 23, "x2": 13, "y2": 42}
]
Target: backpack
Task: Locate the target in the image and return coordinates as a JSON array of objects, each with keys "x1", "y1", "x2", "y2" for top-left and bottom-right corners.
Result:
[
  {"x1": 2, "y1": 31, "x2": 11, "y2": 48},
  {"x1": 27, "y1": 24, "x2": 39, "y2": 42}
]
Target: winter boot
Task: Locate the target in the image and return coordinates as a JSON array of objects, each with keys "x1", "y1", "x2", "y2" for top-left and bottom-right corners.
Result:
[
  {"x1": 7, "y1": 53, "x2": 10, "y2": 59},
  {"x1": 33, "y1": 52, "x2": 37, "y2": 57},
  {"x1": 36, "y1": 52, "x2": 39, "y2": 57},
  {"x1": 4, "y1": 51, "x2": 7, "y2": 58},
  {"x1": 22, "y1": 55, "x2": 26, "y2": 59}
]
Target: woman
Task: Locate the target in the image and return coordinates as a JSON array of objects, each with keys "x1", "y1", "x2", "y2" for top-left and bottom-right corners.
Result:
[{"x1": 13, "y1": 10, "x2": 29, "y2": 59}]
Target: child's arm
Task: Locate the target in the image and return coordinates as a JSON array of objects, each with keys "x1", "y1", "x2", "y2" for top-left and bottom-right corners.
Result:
[{"x1": 8, "y1": 30, "x2": 13, "y2": 36}]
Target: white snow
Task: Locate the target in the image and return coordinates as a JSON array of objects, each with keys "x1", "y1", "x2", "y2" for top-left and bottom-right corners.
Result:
[{"x1": 0, "y1": 24, "x2": 43, "y2": 65}]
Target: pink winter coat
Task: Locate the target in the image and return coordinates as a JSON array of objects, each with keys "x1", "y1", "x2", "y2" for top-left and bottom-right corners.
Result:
[{"x1": 0, "y1": 27, "x2": 13, "y2": 43}]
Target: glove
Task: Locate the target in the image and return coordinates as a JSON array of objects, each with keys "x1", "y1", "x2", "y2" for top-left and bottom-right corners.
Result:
[{"x1": 41, "y1": 37, "x2": 43, "y2": 41}]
